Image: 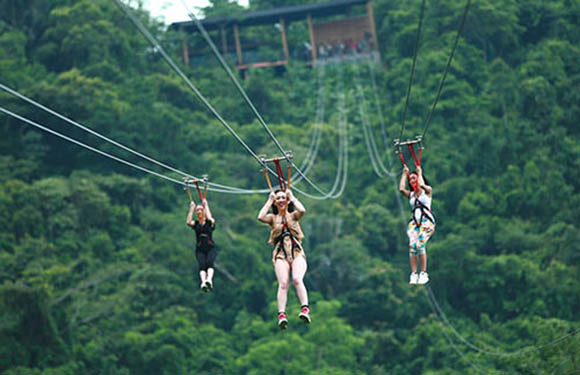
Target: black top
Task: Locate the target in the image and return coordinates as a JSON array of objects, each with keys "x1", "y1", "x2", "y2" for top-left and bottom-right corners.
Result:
[{"x1": 193, "y1": 220, "x2": 216, "y2": 248}]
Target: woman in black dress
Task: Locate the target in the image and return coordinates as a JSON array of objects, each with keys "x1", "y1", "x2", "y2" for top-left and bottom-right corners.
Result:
[{"x1": 186, "y1": 199, "x2": 217, "y2": 292}]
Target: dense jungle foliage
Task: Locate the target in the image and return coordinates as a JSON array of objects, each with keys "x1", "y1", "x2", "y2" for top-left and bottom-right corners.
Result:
[{"x1": 1, "y1": 0, "x2": 579, "y2": 374}]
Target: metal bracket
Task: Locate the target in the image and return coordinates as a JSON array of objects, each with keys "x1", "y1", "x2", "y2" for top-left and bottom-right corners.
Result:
[
  {"x1": 260, "y1": 151, "x2": 294, "y2": 164},
  {"x1": 395, "y1": 135, "x2": 423, "y2": 149},
  {"x1": 183, "y1": 177, "x2": 195, "y2": 188}
]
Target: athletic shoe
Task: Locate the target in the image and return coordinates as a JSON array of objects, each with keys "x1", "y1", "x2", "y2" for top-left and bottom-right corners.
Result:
[
  {"x1": 299, "y1": 306, "x2": 311, "y2": 324},
  {"x1": 418, "y1": 271, "x2": 430, "y2": 285},
  {"x1": 201, "y1": 282, "x2": 209, "y2": 292},
  {"x1": 409, "y1": 272, "x2": 419, "y2": 284},
  {"x1": 205, "y1": 280, "x2": 213, "y2": 292},
  {"x1": 278, "y1": 312, "x2": 288, "y2": 330}
]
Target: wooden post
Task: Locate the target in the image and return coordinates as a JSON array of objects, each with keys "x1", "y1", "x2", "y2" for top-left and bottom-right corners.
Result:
[
  {"x1": 182, "y1": 38, "x2": 190, "y2": 66},
  {"x1": 220, "y1": 25, "x2": 228, "y2": 54},
  {"x1": 307, "y1": 13, "x2": 317, "y2": 62},
  {"x1": 366, "y1": 1, "x2": 379, "y2": 52},
  {"x1": 280, "y1": 18, "x2": 290, "y2": 61},
  {"x1": 233, "y1": 23, "x2": 243, "y2": 65}
]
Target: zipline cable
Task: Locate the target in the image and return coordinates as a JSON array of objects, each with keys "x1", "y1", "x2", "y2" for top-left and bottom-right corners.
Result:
[
  {"x1": 224, "y1": 62, "x2": 347, "y2": 199},
  {"x1": 0, "y1": 82, "x2": 276, "y2": 194},
  {"x1": 421, "y1": 0, "x2": 471, "y2": 139},
  {"x1": 0, "y1": 106, "x2": 187, "y2": 187},
  {"x1": 0, "y1": 105, "x2": 272, "y2": 195},
  {"x1": 111, "y1": 0, "x2": 275, "y2": 179},
  {"x1": 399, "y1": 0, "x2": 426, "y2": 141},
  {"x1": 0, "y1": 83, "x2": 190, "y2": 178},
  {"x1": 426, "y1": 285, "x2": 580, "y2": 357},
  {"x1": 1, "y1": 65, "x2": 339, "y2": 196},
  {"x1": 178, "y1": 0, "x2": 338, "y2": 198},
  {"x1": 424, "y1": 286, "x2": 490, "y2": 374},
  {"x1": 114, "y1": 0, "x2": 339, "y2": 199}
]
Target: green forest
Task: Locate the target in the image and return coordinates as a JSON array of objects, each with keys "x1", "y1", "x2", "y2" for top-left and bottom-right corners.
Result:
[{"x1": 1, "y1": 0, "x2": 579, "y2": 374}]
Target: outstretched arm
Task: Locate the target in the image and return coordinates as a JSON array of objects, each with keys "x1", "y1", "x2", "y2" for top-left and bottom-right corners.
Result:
[
  {"x1": 416, "y1": 166, "x2": 432, "y2": 196},
  {"x1": 287, "y1": 190, "x2": 306, "y2": 221},
  {"x1": 203, "y1": 199, "x2": 215, "y2": 224},
  {"x1": 186, "y1": 201, "x2": 196, "y2": 227},
  {"x1": 399, "y1": 165, "x2": 411, "y2": 198},
  {"x1": 258, "y1": 192, "x2": 275, "y2": 224}
]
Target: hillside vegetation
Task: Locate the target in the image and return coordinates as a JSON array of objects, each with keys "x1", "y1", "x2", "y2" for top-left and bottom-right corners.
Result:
[{"x1": 0, "y1": 0, "x2": 579, "y2": 374}]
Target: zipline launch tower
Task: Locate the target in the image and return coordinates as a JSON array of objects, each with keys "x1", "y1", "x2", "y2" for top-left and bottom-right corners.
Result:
[{"x1": 170, "y1": 0, "x2": 379, "y2": 71}]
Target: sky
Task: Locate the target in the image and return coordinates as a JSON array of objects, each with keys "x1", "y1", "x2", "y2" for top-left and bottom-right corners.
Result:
[{"x1": 143, "y1": 0, "x2": 249, "y2": 24}]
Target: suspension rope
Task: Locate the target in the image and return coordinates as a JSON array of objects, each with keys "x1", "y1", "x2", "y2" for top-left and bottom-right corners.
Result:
[
  {"x1": 299, "y1": 64, "x2": 326, "y2": 177},
  {"x1": 421, "y1": 0, "x2": 471, "y2": 139},
  {"x1": 353, "y1": 60, "x2": 406, "y2": 223},
  {"x1": 323, "y1": 62, "x2": 349, "y2": 199},
  {"x1": 399, "y1": 0, "x2": 426, "y2": 141},
  {"x1": 292, "y1": 61, "x2": 349, "y2": 200},
  {"x1": 366, "y1": 54, "x2": 390, "y2": 151},
  {"x1": 353, "y1": 63, "x2": 397, "y2": 178},
  {"x1": 357, "y1": 81, "x2": 383, "y2": 177}
]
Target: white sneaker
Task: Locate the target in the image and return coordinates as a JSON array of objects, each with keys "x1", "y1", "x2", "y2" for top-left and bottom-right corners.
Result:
[
  {"x1": 417, "y1": 271, "x2": 430, "y2": 285},
  {"x1": 201, "y1": 282, "x2": 209, "y2": 292},
  {"x1": 409, "y1": 272, "x2": 419, "y2": 284}
]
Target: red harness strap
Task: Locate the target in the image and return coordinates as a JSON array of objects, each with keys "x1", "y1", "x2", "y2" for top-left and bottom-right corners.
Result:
[
  {"x1": 273, "y1": 159, "x2": 287, "y2": 191},
  {"x1": 408, "y1": 144, "x2": 421, "y2": 166},
  {"x1": 193, "y1": 181, "x2": 204, "y2": 202},
  {"x1": 397, "y1": 142, "x2": 422, "y2": 193}
]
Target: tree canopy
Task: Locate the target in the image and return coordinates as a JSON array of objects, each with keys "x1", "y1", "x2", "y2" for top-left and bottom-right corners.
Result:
[{"x1": 1, "y1": 0, "x2": 579, "y2": 374}]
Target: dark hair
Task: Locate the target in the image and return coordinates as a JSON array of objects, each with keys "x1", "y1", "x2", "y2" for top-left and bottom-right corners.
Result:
[
  {"x1": 271, "y1": 189, "x2": 295, "y2": 215},
  {"x1": 409, "y1": 170, "x2": 430, "y2": 186}
]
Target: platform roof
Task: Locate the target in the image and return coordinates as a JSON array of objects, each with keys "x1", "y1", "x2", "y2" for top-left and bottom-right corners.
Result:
[{"x1": 170, "y1": 0, "x2": 369, "y2": 32}]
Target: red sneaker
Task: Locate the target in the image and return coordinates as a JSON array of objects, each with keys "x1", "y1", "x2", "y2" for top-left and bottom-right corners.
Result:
[
  {"x1": 278, "y1": 312, "x2": 288, "y2": 330},
  {"x1": 299, "y1": 305, "x2": 311, "y2": 324}
]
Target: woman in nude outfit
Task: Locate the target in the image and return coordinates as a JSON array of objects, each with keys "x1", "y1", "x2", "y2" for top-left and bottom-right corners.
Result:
[{"x1": 258, "y1": 189, "x2": 310, "y2": 329}]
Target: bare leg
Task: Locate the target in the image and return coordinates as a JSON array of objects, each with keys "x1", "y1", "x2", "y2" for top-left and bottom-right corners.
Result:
[
  {"x1": 199, "y1": 270, "x2": 207, "y2": 283},
  {"x1": 274, "y1": 259, "x2": 291, "y2": 313},
  {"x1": 419, "y1": 253, "x2": 427, "y2": 272},
  {"x1": 206, "y1": 268, "x2": 214, "y2": 283},
  {"x1": 409, "y1": 254, "x2": 418, "y2": 273},
  {"x1": 291, "y1": 256, "x2": 309, "y2": 306},
  {"x1": 408, "y1": 225, "x2": 418, "y2": 274}
]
